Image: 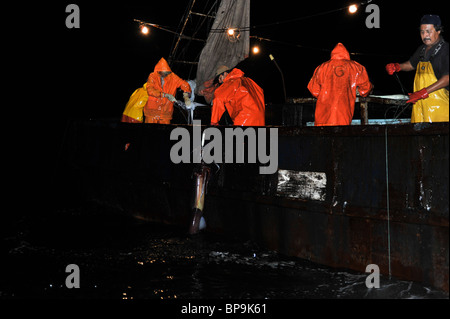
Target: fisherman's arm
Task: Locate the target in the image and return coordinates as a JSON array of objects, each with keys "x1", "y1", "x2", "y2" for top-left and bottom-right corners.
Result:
[
  {"x1": 426, "y1": 74, "x2": 449, "y2": 93},
  {"x1": 386, "y1": 61, "x2": 415, "y2": 74},
  {"x1": 408, "y1": 48, "x2": 448, "y2": 103},
  {"x1": 356, "y1": 66, "x2": 373, "y2": 97},
  {"x1": 307, "y1": 66, "x2": 322, "y2": 98},
  {"x1": 407, "y1": 74, "x2": 449, "y2": 103},
  {"x1": 426, "y1": 49, "x2": 449, "y2": 93},
  {"x1": 210, "y1": 98, "x2": 225, "y2": 126},
  {"x1": 399, "y1": 61, "x2": 415, "y2": 72}
]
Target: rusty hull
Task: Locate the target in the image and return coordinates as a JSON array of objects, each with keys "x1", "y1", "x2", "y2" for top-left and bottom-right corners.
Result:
[{"x1": 59, "y1": 120, "x2": 449, "y2": 291}]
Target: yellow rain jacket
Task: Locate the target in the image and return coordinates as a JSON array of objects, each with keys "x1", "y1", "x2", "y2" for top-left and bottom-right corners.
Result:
[
  {"x1": 121, "y1": 83, "x2": 148, "y2": 123},
  {"x1": 411, "y1": 61, "x2": 449, "y2": 123}
]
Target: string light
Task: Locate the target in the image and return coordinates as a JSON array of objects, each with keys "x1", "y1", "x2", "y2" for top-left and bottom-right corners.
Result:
[
  {"x1": 133, "y1": 1, "x2": 376, "y2": 46},
  {"x1": 252, "y1": 46, "x2": 260, "y2": 54},
  {"x1": 348, "y1": 4, "x2": 358, "y2": 14},
  {"x1": 226, "y1": 28, "x2": 241, "y2": 42},
  {"x1": 140, "y1": 25, "x2": 150, "y2": 35},
  {"x1": 227, "y1": 28, "x2": 235, "y2": 36}
]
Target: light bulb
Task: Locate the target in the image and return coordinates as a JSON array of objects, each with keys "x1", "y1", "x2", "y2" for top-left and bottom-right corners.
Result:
[{"x1": 141, "y1": 25, "x2": 150, "y2": 35}]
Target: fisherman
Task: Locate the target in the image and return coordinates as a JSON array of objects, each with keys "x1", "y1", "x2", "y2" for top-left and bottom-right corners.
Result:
[
  {"x1": 307, "y1": 43, "x2": 373, "y2": 126},
  {"x1": 386, "y1": 15, "x2": 449, "y2": 123},
  {"x1": 211, "y1": 66, "x2": 265, "y2": 126},
  {"x1": 144, "y1": 58, "x2": 192, "y2": 124}
]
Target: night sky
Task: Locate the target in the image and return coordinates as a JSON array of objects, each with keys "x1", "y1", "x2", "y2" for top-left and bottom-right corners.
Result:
[{"x1": 23, "y1": 1, "x2": 449, "y2": 121}]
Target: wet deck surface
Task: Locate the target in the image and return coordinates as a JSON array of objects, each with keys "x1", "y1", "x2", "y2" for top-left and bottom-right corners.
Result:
[{"x1": 1, "y1": 202, "x2": 448, "y2": 300}]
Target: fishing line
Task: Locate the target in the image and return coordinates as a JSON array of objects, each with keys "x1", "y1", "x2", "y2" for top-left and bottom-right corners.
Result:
[
  {"x1": 385, "y1": 126, "x2": 392, "y2": 280},
  {"x1": 389, "y1": 73, "x2": 412, "y2": 119},
  {"x1": 394, "y1": 73, "x2": 408, "y2": 96},
  {"x1": 393, "y1": 102, "x2": 412, "y2": 120}
]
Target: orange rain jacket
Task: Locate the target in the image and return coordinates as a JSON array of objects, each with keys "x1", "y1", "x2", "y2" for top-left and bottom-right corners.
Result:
[
  {"x1": 211, "y1": 68, "x2": 265, "y2": 126},
  {"x1": 307, "y1": 43, "x2": 373, "y2": 126},
  {"x1": 144, "y1": 58, "x2": 191, "y2": 122}
]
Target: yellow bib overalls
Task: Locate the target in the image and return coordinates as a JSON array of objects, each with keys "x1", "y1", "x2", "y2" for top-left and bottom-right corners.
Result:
[{"x1": 411, "y1": 61, "x2": 449, "y2": 123}]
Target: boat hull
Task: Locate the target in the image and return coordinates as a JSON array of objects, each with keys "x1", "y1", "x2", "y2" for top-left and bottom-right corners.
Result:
[{"x1": 58, "y1": 118, "x2": 449, "y2": 291}]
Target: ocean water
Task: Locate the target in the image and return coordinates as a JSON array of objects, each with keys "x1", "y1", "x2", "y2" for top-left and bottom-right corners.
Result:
[{"x1": 1, "y1": 202, "x2": 448, "y2": 301}]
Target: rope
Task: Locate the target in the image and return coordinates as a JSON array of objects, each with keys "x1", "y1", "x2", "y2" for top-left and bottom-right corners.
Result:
[{"x1": 384, "y1": 126, "x2": 392, "y2": 279}]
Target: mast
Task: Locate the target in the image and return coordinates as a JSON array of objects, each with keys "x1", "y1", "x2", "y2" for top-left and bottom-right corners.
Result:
[
  {"x1": 169, "y1": 0, "x2": 197, "y2": 64},
  {"x1": 168, "y1": 0, "x2": 220, "y2": 78}
]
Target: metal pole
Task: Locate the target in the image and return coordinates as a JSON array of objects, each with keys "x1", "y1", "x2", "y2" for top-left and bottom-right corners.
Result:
[{"x1": 269, "y1": 54, "x2": 287, "y2": 103}]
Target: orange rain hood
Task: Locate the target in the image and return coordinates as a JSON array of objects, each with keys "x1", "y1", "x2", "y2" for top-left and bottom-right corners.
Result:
[{"x1": 154, "y1": 58, "x2": 172, "y2": 73}]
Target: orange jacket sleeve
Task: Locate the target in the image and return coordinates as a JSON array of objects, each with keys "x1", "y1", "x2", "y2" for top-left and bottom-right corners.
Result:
[
  {"x1": 169, "y1": 73, "x2": 191, "y2": 94},
  {"x1": 356, "y1": 66, "x2": 373, "y2": 97},
  {"x1": 211, "y1": 96, "x2": 226, "y2": 125},
  {"x1": 178, "y1": 77, "x2": 192, "y2": 94},
  {"x1": 307, "y1": 66, "x2": 322, "y2": 98}
]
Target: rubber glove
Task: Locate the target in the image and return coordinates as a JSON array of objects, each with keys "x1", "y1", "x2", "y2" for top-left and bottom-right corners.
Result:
[
  {"x1": 386, "y1": 63, "x2": 401, "y2": 75},
  {"x1": 183, "y1": 92, "x2": 192, "y2": 107},
  {"x1": 163, "y1": 93, "x2": 177, "y2": 103},
  {"x1": 407, "y1": 88, "x2": 429, "y2": 104}
]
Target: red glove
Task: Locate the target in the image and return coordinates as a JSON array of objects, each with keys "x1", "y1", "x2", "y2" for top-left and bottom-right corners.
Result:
[
  {"x1": 386, "y1": 63, "x2": 401, "y2": 75},
  {"x1": 407, "y1": 88, "x2": 429, "y2": 104}
]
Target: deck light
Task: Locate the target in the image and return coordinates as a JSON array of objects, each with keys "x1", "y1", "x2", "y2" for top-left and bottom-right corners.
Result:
[
  {"x1": 140, "y1": 25, "x2": 150, "y2": 35},
  {"x1": 348, "y1": 4, "x2": 358, "y2": 14}
]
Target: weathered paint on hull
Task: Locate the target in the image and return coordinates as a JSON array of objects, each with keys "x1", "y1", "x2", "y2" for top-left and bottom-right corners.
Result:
[{"x1": 59, "y1": 120, "x2": 449, "y2": 291}]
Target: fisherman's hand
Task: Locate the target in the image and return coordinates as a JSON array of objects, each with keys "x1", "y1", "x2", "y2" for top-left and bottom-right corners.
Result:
[
  {"x1": 163, "y1": 93, "x2": 177, "y2": 103},
  {"x1": 386, "y1": 63, "x2": 401, "y2": 75},
  {"x1": 183, "y1": 92, "x2": 192, "y2": 107},
  {"x1": 407, "y1": 88, "x2": 429, "y2": 104}
]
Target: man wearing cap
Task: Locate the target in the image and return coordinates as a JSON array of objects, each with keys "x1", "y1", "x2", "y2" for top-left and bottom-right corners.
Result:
[
  {"x1": 211, "y1": 66, "x2": 265, "y2": 126},
  {"x1": 386, "y1": 15, "x2": 449, "y2": 123}
]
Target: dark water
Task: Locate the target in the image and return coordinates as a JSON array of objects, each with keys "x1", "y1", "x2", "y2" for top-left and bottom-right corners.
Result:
[{"x1": 1, "y1": 202, "x2": 448, "y2": 302}]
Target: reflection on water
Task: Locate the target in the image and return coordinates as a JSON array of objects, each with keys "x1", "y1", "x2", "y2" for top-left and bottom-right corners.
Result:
[{"x1": 1, "y1": 204, "x2": 448, "y2": 300}]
